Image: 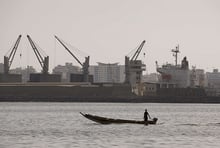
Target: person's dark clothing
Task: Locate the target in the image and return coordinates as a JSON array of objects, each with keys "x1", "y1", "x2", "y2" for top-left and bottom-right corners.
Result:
[{"x1": 144, "y1": 111, "x2": 150, "y2": 121}]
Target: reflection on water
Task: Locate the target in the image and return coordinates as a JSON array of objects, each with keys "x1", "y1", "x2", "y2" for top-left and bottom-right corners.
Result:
[{"x1": 0, "y1": 103, "x2": 220, "y2": 148}]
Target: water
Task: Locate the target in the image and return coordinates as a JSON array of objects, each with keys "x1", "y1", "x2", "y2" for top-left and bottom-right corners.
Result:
[{"x1": 0, "y1": 103, "x2": 220, "y2": 148}]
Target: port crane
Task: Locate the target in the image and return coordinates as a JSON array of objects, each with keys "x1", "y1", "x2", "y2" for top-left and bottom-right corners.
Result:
[
  {"x1": 4, "y1": 35, "x2": 22, "y2": 74},
  {"x1": 125, "y1": 40, "x2": 146, "y2": 84},
  {"x1": 130, "y1": 40, "x2": 146, "y2": 61},
  {"x1": 54, "y1": 35, "x2": 90, "y2": 82},
  {"x1": 27, "y1": 35, "x2": 49, "y2": 74}
]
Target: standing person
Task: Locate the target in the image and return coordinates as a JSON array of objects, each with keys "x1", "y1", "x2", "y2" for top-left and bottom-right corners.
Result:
[{"x1": 144, "y1": 109, "x2": 151, "y2": 123}]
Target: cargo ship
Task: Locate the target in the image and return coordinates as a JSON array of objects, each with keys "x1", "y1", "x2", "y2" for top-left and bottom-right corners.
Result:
[
  {"x1": 0, "y1": 37, "x2": 147, "y2": 102},
  {"x1": 0, "y1": 36, "x2": 220, "y2": 103},
  {"x1": 0, "y1": 81, "x2": 220, "y2": 103}
]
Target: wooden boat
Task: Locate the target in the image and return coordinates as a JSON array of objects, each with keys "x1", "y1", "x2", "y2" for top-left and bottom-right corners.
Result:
[{"x1": 80, "y1": 112, "x2": 158, "y2": 125}]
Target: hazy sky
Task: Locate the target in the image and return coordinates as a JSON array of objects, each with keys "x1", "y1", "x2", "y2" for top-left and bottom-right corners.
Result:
[{"x1": 0, "y1": 0, "x2": 220, "y2": 73}]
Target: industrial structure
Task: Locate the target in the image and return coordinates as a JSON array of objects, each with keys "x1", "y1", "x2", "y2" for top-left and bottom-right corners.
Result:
[
  {"x1": 54, "y1": 35, "x2": 92, "y2": 82},
  {"x1": 0, "y1": 35, "x2": 22, "y2": 82},
  {"x1": 124, "y1": 40, "x2": 146, "y2": 95},
  {"x1": 125, "y1": 40, "x2": 146, "y2": 84},
  {"x1": 27, "y1": 35, "x2": 61, "y2": 82},
  {"x1": 1, "y1": 35, "x2": 220, "y2": 102}
]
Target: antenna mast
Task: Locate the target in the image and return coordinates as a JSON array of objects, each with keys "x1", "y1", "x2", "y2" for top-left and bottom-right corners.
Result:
[{"x1": 171, "y1": 45, "x2": 180, "y2": 66}]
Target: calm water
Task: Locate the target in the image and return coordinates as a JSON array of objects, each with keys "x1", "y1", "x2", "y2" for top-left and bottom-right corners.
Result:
[{"x1": 0, "y1": 103, "x2": 220, "y2": 148}]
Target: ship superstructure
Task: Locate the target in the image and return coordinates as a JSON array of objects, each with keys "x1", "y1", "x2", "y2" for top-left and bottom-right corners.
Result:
[
  {"x1": 156, "y1": 45, "x2": 190, "y2": 88},
  {"x1": 151, "y1": 45, "x2": 207, "y2": 98}
]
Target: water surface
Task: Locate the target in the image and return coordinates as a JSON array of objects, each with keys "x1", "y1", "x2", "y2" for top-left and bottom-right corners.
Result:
[{"x1": 0, "y1": 103, "x2": 220, "y2": 148}]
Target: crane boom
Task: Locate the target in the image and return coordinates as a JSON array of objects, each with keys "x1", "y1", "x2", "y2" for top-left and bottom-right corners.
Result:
[
  {"x1": 54, "y1": 35, "x2": 83, "y2": 66},
  {"x1": 54, "y1": 35, "x2": 90, "y2": 82},
  {"x1": 131, "y1": 40, "x2": 146, "y2": 61},
  {"x1": 4, "y1": 35, "x2": 22, "y2": 74},
  {"x1": 125, "y1": 40, "x2": 146, "y2": 85},
  {"x1": 27, "y1": 35, "x2": 49, "y2": 74}
]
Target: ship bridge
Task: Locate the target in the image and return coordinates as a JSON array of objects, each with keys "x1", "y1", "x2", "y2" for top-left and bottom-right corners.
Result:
[{"x1": 156, "y1": 46, "x2": 190, "y2": 88}]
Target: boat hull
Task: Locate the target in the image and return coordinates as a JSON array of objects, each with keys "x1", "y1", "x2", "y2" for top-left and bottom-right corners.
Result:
[{"x1": 80, "y1": 112, "x2": 158, "y2": 125}]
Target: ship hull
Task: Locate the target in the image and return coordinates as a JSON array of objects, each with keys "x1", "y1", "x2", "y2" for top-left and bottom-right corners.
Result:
[
  {"x1": 0, "y1": 84, "x2": 220, "y2": 103},
  {"x1": 80, "y1": 112, "x2": 158, "y2": 125}
]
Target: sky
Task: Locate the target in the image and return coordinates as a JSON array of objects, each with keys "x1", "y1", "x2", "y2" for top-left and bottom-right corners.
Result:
[{"x1": 0, "y1": 0, "x2": 220, "y2": 73}]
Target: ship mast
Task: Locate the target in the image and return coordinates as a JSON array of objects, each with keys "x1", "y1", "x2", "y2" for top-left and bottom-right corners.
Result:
[{"x1": 171, "y1": 45, "x2": 180, "y2": 66}]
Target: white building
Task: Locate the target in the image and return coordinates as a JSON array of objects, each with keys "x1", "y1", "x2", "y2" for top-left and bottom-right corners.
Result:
[
  {"x1": 206, "y1": 69, "x2": 220, "y2": 86},
  {"x1": 53, "y1": 63, "x2": 81, "y2": 82},
  {"x1": 142, "y1": 73, "x2": 159, "y2": 83},
  {"x1": 89, "y1": 62, "x2": 125, "y2": 83},
  {"x1": 190, "y1": 68, "x2": 205, "y2": 87},
  {"x1": 205, "y1": 69, "x2": 220, "y2": 96}
]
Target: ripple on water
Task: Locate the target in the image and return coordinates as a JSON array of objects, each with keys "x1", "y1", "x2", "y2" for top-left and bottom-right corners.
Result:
[{"x1": 1, "y1": 103, "x2": 220, "y2": 148}]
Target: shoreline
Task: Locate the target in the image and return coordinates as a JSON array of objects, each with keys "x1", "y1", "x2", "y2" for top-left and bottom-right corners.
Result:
[{"x1": 1, "y1": 96, "x2": 220, "y2": 103}]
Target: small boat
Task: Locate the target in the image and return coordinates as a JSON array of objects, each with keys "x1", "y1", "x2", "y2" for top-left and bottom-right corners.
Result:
[{"x1": 80, "y1": 112, "x2": 158, "y2": 125}]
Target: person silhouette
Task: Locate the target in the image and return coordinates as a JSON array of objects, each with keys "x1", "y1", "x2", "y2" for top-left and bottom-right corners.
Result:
[{"x1": 144, "y1": 109, "x2": 151, "y2": 123}]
